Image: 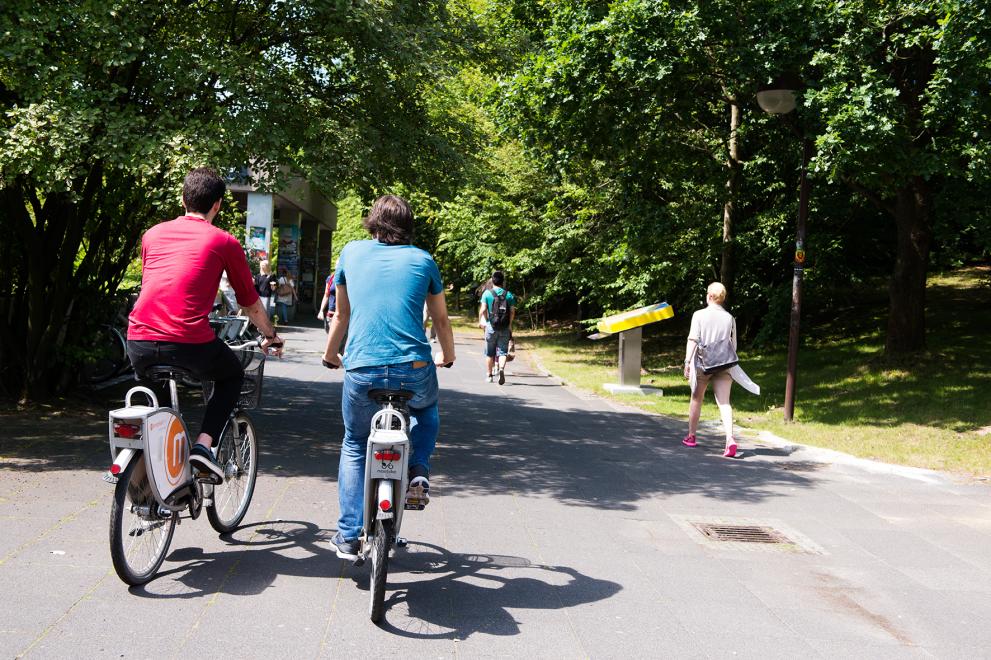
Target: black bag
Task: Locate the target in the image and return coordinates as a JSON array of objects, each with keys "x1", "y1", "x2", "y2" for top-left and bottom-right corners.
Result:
[
  {"x1": 254, "y1": 274, "x2": 272, "y2": 298},
  {"x1": 489, "y1": 290, "x2": 511, "y2": 329},
  {"x1": 695, "y1": 338, "x2": 738, "y2": 375}
]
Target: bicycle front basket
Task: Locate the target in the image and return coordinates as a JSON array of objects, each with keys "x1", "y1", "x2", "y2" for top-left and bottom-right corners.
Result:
[
  {"x1": 238, "y1": 350, "x2": 266, "y2": 409},
  {"x1": 201, "y1": 349, "x2": 266, "y2": 410}
]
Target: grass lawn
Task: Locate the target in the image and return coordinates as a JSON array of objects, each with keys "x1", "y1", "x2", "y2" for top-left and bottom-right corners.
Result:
[{"x1": 514, "y1": 267, "x2": 991, "y2": 479}]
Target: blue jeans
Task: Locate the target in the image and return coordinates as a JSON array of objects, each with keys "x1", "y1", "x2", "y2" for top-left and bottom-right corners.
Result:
[
  {"x1": 337, "y1": 362, "x2": 439, "y2": 541},
  {"x1": 276, "y1": 301, "x2": 290, "y2": 323}
]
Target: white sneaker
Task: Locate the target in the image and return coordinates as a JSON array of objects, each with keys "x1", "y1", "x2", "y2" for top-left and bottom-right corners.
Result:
[
  {"x1": 485, "y1": 374, "x2": 493, "y2": 383},
  {"x1": 405, "y1": 476, "x2": 430, "y2": 509}
]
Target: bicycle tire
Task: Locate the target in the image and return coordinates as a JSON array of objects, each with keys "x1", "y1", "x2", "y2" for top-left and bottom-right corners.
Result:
[
  {"x1": 82, "y1": 325, "x2": 128, "y2": 384},
  {"x1": 109, "y1": 457, "x2": 176, "y2": 585},
  {"x1": 369, "y1": 517, "x2": 392, "y2": 623},
  {"x1": 206, "y1": 412, "x2": 258, "y2": 534}
]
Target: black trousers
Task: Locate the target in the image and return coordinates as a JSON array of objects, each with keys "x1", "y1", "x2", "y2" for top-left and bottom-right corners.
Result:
[{"x1": 126, "y1": 338, "x2": 243, "y2": 443}]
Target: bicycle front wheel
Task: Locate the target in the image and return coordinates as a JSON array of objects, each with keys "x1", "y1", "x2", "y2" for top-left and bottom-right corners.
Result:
[
  {"x1": 109, "y1": 457, "x2": 176, "y2": 585},
  {"x1": 369, "y1": 518, "x2": 393, "y2": 623},
  {"x1": 207, "y1": 412, "x2": 258, "y2": 534}
]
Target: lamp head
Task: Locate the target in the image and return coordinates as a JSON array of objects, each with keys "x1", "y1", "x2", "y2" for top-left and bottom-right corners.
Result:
[
  {"x1": 757, "y1": 72, "x2": 802, "y2": 114},
  {"x1": 756, "y1": 89, "x2": 797, "y2": 114}
]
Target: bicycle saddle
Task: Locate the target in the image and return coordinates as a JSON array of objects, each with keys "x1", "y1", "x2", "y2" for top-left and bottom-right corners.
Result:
[
  {"x1": 142, "y1": 364, "x2": 199, "y2": 383},
  {"x1": 368, "y1": 389, "x2": 415, "y2": 404}
]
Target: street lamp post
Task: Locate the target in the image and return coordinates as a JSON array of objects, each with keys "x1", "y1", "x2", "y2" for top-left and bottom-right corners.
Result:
[{"x1": 757, "y1": 78, "x2": 810, "y2": 422}]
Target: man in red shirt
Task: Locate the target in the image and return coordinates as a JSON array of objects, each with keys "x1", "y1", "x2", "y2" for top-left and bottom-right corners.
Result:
[{"x1": 127, "y1": 168, "x2": 282, "y2": 479}]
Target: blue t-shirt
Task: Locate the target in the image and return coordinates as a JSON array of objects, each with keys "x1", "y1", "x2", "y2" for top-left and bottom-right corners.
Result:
[
  {"x1": 481, "y1": 287, "x2": 516, "y2": 329},
  {"x1": 335, "y1": 240, "x2": 443, "y2": 369}
]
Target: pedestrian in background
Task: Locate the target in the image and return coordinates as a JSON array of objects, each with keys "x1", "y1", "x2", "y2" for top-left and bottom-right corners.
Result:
[
  {"x1": 681, "y1": 282, "x2": 759, "y2": 457},
  {"x1": 478, "y1": 270, "x2": 516, "y2": 385},
  {"x1": 254, "y1": 260, "x2": 276, "y2": 318},
  {"x1": 318, "y1": 258, "x2": 341, "y2": 334},
  {"x1": 275, "y1": 265, "x2": 296, "y2": 324}
]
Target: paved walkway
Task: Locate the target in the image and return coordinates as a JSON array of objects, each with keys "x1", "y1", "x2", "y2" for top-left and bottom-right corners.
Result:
[{"x1": 1, "y1": 323, "x2": 990, "y2": 658}]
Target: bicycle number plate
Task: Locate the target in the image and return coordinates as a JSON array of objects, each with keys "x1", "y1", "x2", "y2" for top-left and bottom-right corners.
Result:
[{"x1": 370, "y1": 447, "x2": 403, "y2": 480}]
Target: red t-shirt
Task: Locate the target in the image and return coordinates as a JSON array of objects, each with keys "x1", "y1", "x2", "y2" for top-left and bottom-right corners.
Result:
[{"x1": 128, "y1": 215, "x2": 260, "y2": 343}]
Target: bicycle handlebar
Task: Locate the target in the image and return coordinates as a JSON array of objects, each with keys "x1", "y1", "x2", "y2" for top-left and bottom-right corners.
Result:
[{"x1": 229, "y1": 337, "x2": 284, "y2": 352}]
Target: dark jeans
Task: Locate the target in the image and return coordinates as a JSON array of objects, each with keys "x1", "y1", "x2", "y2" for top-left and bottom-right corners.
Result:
[{"x1": 126, "y1": 338, "x2": 244, "y2": 443}]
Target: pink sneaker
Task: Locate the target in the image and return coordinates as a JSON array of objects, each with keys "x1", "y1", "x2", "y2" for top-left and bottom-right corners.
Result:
[
  {"x1": 681, "y1": 434, "x2": 697, "y2": 447},
  {"x1": 723, "y1": 442, "x2": 738, "y2": 458}
]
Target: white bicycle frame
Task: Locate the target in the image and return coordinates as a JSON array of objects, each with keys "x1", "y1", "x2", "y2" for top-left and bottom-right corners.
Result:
[{"x1": 359, "y1": 403, "x2": 411, "y2": 559}]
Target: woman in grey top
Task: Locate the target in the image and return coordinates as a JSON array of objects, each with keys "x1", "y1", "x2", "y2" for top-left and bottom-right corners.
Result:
[{"x1": 682, "y1": 282, "x2": 759, "y2": 457}]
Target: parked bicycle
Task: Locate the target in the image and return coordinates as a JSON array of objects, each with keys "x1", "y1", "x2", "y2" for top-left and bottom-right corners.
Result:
[
  {"x1": 81, "y1": 288, "x2": 140, "y2": 387},
  {"x1": 104, "y1": 340, "x2": 270, "y2": 585},
  {"x1": 209, "y1": 306, "x2": 259, "y2": 346}
]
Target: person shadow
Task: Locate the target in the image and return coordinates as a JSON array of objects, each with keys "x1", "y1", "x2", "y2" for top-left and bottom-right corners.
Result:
[{"x1": 129, "y1": 519, "x2": 621, "y2": 638}]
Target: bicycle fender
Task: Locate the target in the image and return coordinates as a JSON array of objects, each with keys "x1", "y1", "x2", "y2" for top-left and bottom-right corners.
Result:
[{"x1": 105, "y1": 447, "x2": 138, "y2": 484}]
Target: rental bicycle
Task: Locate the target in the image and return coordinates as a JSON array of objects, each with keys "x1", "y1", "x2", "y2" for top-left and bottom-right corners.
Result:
[
  {"x1": 104, "y1": 340, "x2": 269, "y2": 585},
  {"x1": 358, "y1": 373, "x2": 451, "y2": 622}
]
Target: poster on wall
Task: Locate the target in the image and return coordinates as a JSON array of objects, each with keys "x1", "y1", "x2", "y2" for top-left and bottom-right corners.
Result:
[
  {"x1": 278, "y1": 224, "x2": 300, "y2": 278},
  {"x1": 248, "y1": 226, "x2": 268, "y2": 261}
]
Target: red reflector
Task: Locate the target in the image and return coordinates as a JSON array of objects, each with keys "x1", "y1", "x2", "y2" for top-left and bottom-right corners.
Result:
[
  {"x1": 110, "y1": 464, "x2": 121, "y2": 475},
  {"x1": 379, "y1": 499, "x2": 392, "y2": 511},
  {"x1": 374, "y1": 451, "x2": 401, "y2": 461},
  {"x1": 114, "y1": 423, "x2": 141, "y2": 439}
]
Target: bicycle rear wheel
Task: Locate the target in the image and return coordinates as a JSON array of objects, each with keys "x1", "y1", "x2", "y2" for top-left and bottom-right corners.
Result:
[
  {"x1": 369, "y1": 517, "x2": 393, "y2": 623},
  {"x1": 109, "y1": 457, "x2": 176, "y2": 585},
  {"x1": 206, "y1": 412, "x2": 258, "y2": 534}
]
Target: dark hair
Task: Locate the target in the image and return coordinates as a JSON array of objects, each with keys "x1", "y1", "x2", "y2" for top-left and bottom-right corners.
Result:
[
  {"x1": 363, "y1": 195, "x2": 414, "y2": 245},
  {"x1": 182, "y1": 167, "x2": 226, "y2": 214},
  {"x1": 491, "y1": 270, "x2": 505, "y2": 287}
]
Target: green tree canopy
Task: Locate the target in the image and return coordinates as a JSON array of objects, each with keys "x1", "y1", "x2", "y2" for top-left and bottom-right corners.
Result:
[{"x1": 0, "y1": 0, "x2": 477, "y2": 399}]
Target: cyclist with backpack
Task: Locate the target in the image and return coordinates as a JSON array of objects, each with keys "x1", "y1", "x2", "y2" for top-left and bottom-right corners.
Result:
[{"x1": 478, "y1": 270, "x2": 516, "y2": 385}]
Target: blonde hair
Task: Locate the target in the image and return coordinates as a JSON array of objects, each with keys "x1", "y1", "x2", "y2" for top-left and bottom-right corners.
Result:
[
  {"x1": 259, "y1": 260, "x2": 271, "y2": 275},
  {"x1": 707, "y1": 282, "x2": 727, "y2": 305}
]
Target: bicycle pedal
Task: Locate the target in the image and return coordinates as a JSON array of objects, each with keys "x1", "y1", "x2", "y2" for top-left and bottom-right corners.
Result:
[
  {"x1": 403, "y1": 501, "x2": 426, "y2": 511},
  {"x1": 195, "y1": 472, "x2": 223, "y2": 486}
]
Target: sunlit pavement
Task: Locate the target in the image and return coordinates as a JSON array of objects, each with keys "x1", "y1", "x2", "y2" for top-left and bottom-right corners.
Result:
[{"x1": 2, "y1": 321, "x2": 990, "y2": 658}]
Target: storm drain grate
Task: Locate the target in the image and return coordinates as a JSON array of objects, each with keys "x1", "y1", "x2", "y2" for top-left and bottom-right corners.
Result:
[
  {"x1": 775, "y1": 461, "x2": 826, "y2": 472},
  {"x1": 693, "y1": 523, "x2": 789, "y2": 544},
  {"x1": 671, "y1": 515, "x2": 825, "y2": 555}
]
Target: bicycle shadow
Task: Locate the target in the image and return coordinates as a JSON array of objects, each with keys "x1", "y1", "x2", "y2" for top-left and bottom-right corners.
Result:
[
  {"x1": 373, "y1": 541, "x2": 622, "y2": 638},
  {"x1": 128, "y1": 520, "x2": 620, "y2": 640},
  {"x1": 129, "y1": 520, "x2": 338, "y2": 598}
]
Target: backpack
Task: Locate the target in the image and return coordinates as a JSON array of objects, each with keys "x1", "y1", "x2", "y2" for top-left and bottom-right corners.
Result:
[{"x1": 489, "y1": 289, "x2": 511, "y2": 329}]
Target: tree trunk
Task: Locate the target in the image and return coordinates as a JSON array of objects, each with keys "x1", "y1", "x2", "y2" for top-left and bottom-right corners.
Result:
[
  {"x1": 885, "y1": 177, "x2": 931, "y2": 356},
  {"x1": 720, "y1": 98, "x2": 740, "y2": 303}
]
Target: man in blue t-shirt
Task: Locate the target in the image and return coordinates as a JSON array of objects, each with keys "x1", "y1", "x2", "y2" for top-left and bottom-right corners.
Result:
[
  {"x1": 479, "y1": 270, "x2": 516, "y2": 385},
  {"x1": 321, "y1": 195, "x2": 456, "y2": 561}
]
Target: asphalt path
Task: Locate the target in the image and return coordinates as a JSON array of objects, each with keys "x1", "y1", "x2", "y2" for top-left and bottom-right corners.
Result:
[{"x1": 1, "y1": 323, "x2": 990, "y2": 658}]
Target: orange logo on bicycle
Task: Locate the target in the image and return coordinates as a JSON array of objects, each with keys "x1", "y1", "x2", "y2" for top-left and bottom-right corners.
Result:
[{"x1": 165, "y1": 416, "x2": 187, "y2": 486}]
